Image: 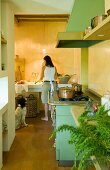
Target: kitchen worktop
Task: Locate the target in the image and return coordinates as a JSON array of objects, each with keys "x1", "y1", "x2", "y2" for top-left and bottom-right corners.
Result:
[
  {"x1": 15, "y1": 81, "x2": 43, "y2": 93},
  {"x1": 49, "y1": 89, "x2": 101, "y2": 106},
  {"x1": 70, "y1": 97, "x2": 108, "y2": 170},
  {"x1": 51, "y1": 88, "x2": 105, "y2": 169},
  {"x1": 28, "y1": 82, "x2": 42, "y2": 92},
  {"x1": 70, "y1": 105, "x2": 107, "y2": 170},
  {"x1": 28, "y1": 81, "x2": 42, "y2": 88},
  {"x1": 71, "y1": 104, "x2": 85, "y2": 126}
]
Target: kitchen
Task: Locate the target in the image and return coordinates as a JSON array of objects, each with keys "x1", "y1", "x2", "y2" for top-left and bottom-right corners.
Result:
[{"x1": 1, "y1": 0, "x2": 110, "y2": 169}]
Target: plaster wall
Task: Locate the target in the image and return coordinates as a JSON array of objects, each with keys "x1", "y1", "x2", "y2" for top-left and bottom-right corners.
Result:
[
  {"x1": 6, "y1": 3, "x2": 15, "y2": 150},
  {"x1": 88, "y1": 40, "x2": 110, "y2": 96},
  {"x1": 0, "y1": 1, "x2": 15, "y2": 168},
  {"x1": 15, "y1": 21, "x2": 81, "y2": 82},
  {"x1": 105, "y1": 0, "x2": 110, "y2": 12},
  {"x1": 2, "y1": 1, "x2": 15, "y2": 151}
]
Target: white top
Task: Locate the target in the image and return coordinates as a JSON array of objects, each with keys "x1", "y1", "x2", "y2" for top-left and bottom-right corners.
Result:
[
  {"x1": 43, "y1": 66, "x2": 56, "y2": 92},
  {"x1": 43, "y1": 66, "x2": 55, "y2": 81}
]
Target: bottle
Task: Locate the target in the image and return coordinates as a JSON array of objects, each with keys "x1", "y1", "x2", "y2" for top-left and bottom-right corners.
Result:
[
  {"x1": 2, "y1": 64, "x2": 5, "y2": 70},
  {"x1": 101, "y1": 91, "x2": 110, "y2": 115},
  {"x1": 85, "y1": 26, "x2": 92, "y2": 35}
]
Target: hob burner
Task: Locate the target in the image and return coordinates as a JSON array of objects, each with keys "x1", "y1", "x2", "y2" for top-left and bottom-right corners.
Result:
[{"x1": 59, "y1": 95, "x2": 89, "y2": 102}]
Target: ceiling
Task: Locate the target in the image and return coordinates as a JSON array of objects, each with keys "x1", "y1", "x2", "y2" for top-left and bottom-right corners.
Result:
[{"x1": 7, "y1": 0, "x2": 75, "y2": 15}]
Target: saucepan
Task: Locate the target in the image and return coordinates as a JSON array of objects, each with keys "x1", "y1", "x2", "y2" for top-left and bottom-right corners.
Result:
[
  {"x1": 58, "y1": 87, "x2": 75, "y2": 99},
  {"x1": 91, "y1": 15, "x2": 107, "y2": 28},
  {"x1": 72, "y1": 83, "x2": 82, "y2": 92}
]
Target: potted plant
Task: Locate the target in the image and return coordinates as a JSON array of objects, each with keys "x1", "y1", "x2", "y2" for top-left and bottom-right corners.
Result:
[{"x1": 50, "y1": 102, "x2": 110, "y2": 170}]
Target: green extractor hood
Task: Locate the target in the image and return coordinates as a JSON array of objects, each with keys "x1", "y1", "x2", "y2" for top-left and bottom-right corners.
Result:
[
  {"x1": 56, "y1": 32, "x2": 102, "y2": 48},
  {"x1": 56, "y1": 0, "x2": 104, "y2": 48}
]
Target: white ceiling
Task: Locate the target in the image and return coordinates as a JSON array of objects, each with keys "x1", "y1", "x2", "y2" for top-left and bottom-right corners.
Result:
[{"x1": 7, "y1": 0, "x2": 75, "y2": 15}]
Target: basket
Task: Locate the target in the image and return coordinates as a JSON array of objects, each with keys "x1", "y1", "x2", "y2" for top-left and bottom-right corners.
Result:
[{"x1": 26, "y1": 94, "x2": 37, "y2": 117}]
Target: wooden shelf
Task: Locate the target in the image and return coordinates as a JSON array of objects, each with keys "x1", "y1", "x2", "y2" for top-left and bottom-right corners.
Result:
[
  {"x1": 83, "y1": 15, "x2": 110, "y2": 40},
  {"x1": 1, "y1": 37, "x2": 7, "y2": 44},
  {"x1": 56, "y1": 31, "x2": 102, "y2": 48},
  {"x1": 56, "y1": 15, "x2": 110, "y2": 48}
]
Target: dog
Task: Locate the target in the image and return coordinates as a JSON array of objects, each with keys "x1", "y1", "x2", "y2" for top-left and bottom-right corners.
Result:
[{"x1": 15, "y1": 97, "x2": 28, "y2": 129}]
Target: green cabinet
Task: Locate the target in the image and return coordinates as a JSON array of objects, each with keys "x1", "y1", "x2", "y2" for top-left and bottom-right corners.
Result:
[{"x1": 56, "y1": 105, "x2": 76, "y2": 161}]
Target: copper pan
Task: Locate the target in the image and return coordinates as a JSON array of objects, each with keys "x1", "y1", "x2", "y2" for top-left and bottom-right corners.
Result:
[{"x1": 58, "y1": 87, "x2": 75, "y2": 99}]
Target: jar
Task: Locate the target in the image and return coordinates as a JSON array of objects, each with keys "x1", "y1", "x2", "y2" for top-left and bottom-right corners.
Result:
[{"x1": 85, "y1": 26, "x2": 92, "y2": 35}]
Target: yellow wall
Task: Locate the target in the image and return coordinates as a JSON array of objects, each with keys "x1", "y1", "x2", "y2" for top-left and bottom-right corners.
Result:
[
  {"x1": 15, "y1": 21, "x2": 81, "y2": 82},
  {"x1": 105, "y1": 0, "x2": 110, "y2": 12},
  {"x1": 88, "y1": 40, "x2": 110, "y2": 95}
]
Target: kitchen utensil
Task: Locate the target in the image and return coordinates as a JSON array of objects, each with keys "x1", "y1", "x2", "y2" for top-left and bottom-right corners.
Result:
[
  {"x1": 58, "y1": 87, "x2": 75, "y2": 99},
  {"x1": 85, "y1": 26, "x2": 92, "y2": 35},
  {"x1": 68, "y1": 74, "x2": 78, "y2": 84},
  {"x1": 72, "y1": 83, "x2": 82, "y2": 92},
  {"x1": 58, "y1": 75, "x2": 71, "y2": 84},
  {"x1": 91, "y1": 15, "x2": 107, "y2": 28}
]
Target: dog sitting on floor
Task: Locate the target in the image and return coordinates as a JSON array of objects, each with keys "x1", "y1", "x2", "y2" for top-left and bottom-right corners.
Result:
[{"x1": 15, "y1": 97, "x2": 28, "y2": 130}]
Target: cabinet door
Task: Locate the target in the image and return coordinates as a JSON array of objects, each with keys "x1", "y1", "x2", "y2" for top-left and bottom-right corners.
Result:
[{"x1": 56, "y1": 105, "x2": 76, "y2": 161}]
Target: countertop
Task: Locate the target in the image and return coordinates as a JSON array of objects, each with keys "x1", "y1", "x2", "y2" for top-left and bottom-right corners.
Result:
[
  {"x1": 49, "y1": 88, "x2": 101, "y2": 106},
  {"x1": 71, "y1": 104, "x2": 85, "y2": 126},
  {"x1": 84, "y1": 88, "x2": 101, "y2": 104},
  {"x1": 48, "y1": 91, "x2": 87, "y2": 106},
  {"x1": 71, "y1": 105, "x2": 104, "y2": 170},
  {"x1": 15, "y1": 82, "x2": 43, "y2": 93},
  {"x1": 49, "y1": 88, "x2": 106, "y2": 170},
  {"x1": 70, "y1": 95, "x2": 108, "y2": 170}
]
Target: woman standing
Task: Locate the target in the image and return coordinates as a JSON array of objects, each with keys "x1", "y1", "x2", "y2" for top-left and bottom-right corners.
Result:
[{"x1": 38, "y1": 55, "x2": 57, "y2": 121}]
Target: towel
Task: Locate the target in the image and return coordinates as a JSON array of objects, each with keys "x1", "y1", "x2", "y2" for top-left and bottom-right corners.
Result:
[{"x1": 15, "y1": 84, "x2": 28, "y2": 93}]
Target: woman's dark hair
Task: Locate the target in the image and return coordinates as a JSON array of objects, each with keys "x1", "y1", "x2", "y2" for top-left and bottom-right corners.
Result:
[
  {"x1": 43, "y1": 55, "x2": 54, "y2": 67},
  {"x1": 17, "y1": 97, "x2": 26, "y2": 108}
]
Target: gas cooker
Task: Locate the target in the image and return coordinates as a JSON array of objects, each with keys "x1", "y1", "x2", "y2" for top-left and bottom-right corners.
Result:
[{"x1": 59, "y1": 93, "x2": 89, "y2": 102}]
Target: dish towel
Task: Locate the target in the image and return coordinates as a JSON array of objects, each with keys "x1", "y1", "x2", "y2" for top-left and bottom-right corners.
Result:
[
  {"x1": 15, "y1": 84, "x2": 28, "y2": 93},
  {"x1": 50, "y1": 80, "x2": 54, "y2": 93}
]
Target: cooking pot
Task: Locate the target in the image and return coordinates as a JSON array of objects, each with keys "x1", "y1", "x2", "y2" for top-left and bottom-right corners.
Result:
[
  {"x1": 58, "y1": 87, "x2": 75, "y2": 99},
  {"x1": 72, "y1": 83, "x2": 82, "y2": 92},
  {"x1": 107, "y1": 9, "x2": 110, "y2": 16},
  {"x1": 91, "y1": 15, "x2": 107, "y2": 28}
]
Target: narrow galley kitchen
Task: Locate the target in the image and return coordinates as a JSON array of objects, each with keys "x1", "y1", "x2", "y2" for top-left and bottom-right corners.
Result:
[
  {"x1": 8, "y1": 19, "x2": 74, "y2": 170},
  {"x1": 3, "y1": 20, "x2": 73, "y2": 170},
  {"x1": 1, "y1": 0, "x2": 76, "y2": 169}
]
